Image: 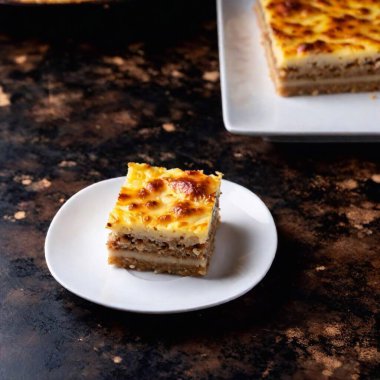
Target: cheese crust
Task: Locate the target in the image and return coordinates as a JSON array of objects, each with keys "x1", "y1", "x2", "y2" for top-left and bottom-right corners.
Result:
[
  {"x1": 258, "y1": 0, "x2": 380, "y2": 68},
  {"x1": 107, "y1": 163, "x2": 222, "y2": 245}
]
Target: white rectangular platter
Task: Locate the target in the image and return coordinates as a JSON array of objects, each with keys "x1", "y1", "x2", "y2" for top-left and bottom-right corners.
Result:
[{"x1": 217, "y1": 0, "x2": 380, "y2": 141}]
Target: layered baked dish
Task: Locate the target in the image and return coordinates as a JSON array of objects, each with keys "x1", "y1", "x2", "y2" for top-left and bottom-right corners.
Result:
[
  {"x1": 106, "y1": 163, "x2": 222, "y2": 276},
  {"x1": 255, "y1": 0, "x2": 380, "y2": 96}
]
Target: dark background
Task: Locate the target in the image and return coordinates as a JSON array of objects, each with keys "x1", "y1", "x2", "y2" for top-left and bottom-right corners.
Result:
[{"x1": 0, "y1": 1, "x2": 379, "y2": 379}]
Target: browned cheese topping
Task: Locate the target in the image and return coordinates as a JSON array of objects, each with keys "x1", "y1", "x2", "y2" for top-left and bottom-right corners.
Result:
[
  {"x1": 259, "y1": 0, "x2": 380, "y2": 66},
  {"x1": 107, "y1": 163, "x2": 222, "y2": 242}
]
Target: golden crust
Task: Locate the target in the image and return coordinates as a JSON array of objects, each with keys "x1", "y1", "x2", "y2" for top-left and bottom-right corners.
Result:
[
  {"x1": 258, "y1": 0, "x2": 380, "y2": 67},
  {"x1": 107, "y1": 163, "x2": 222, "y2": 244}
]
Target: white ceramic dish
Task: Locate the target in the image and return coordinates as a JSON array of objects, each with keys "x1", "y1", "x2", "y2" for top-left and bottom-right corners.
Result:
[
  {"x1": 45, "y1": 177, "x2": 277, "y2": 314},
  {"x1": 217, "y1": 0, "x2": 380, "y2": 141}
]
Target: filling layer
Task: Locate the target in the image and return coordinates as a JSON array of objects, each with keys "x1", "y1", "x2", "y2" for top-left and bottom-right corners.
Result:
[
  {"x1": 107, "y1": 233, "x2": 207, "y2": 259},
  {"x1": 284, "y1": 74, "x2": 380, "y2": 88}
]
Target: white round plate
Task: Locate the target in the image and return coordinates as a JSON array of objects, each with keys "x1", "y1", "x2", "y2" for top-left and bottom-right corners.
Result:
[{"x1": 45, "y1": 178, "x2": 277, "y2": 313}]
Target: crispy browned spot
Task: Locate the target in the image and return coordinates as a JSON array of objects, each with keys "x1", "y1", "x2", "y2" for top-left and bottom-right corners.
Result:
[
  {"x1": 172, "y1": 201, "x2": 201, "y2": 217},
  {"x1": 271, "y1": 0, "x2": 302, "y2": 16},
  {"x1": 158, "y1": 214, "x2": 171, "y2": 223},
  {"x1": 128, "y1": 203, "x2": 139, "y2": 210},
  {"x1": 297, "y1": 40, "x2": 330, "y2": 54},
  {"x1": 271, "y1": 25, "x2": 291, "y2": 39},
  {"x1": 146, "y1": 179, "x2": 164, "y2": 192},
  {"x1": 145, "y1": 200, "x2": 159, "y2": 209},
  {"x1": 316, "y1": 0, "x2": 330, "y2": 5},
  {"x1": 359, "y1": 7, "x2": 370, "y2": 15},
  {"x1": 118, "y1": 193, "x2": 130, "y2": 201},
  {"x1": 169, "y1": 177, "x2": 210, "y2": 199},
  {"x1": 107, "y1": 222, "x2": 112, "y2": 227},
  {"x1": 138, "y1": 188, "x2": 149, "y2": 198}
]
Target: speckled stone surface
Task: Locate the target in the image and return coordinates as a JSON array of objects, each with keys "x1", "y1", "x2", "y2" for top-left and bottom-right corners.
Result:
[{"x1": 0, "y1": 2, "x2": 380, "y2": 379}]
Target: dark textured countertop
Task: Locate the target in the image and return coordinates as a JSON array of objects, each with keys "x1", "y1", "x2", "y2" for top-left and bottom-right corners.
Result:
[{"x1": 1, "y1": 2, "x2": 379, "y2": 379}]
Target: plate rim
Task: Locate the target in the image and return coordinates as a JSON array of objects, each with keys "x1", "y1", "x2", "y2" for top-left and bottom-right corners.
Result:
[{"x1": 45, "y1": 177, "x2": 278, "y2": 314}]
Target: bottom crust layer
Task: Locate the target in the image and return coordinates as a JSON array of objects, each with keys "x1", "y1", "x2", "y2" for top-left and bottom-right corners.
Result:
[
  {"x1": 278, "y1": 80, "x2": 380, "y2": 97},
  {"x1": 108, "y1": 255, "x2": 209, "y2": 276}
]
